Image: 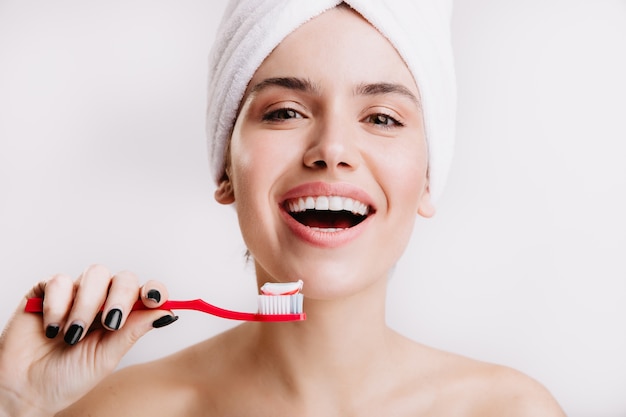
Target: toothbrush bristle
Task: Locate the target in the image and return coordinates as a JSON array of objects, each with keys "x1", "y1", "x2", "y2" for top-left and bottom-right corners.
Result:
[{"x1": 258, "y1": 294, "x2": 304, "y2": 315}]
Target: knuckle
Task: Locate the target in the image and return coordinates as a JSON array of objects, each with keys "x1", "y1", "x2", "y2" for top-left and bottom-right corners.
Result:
[
  {"x1": 114, "y1": 270, "x2": 140, "y2": 286},
  {"x1": 85, "y1": 263, "x2": 111, "y2": 277},
  {"x1": 81, "y1": 264, "x2": 112, "y2": 285},
  {"x1": 111, "y1": 273, "x2": 141, "y2": 298},
  {"x1": 126, "y1": 327, "x2": 143, "y2": 345},
  {"x1": 45, "y1": 274, "x2": 74, "y2": 293},
  {"x1": 124, "y1": 321, "x2": 150, "y2": 346},
  {"x1": 41, "y1": 276, "x2": 73, "y2": 319}
]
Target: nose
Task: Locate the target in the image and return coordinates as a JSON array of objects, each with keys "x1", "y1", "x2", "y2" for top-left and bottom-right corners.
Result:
[{"x1": 302, "y1": 117, "x2": 360, "y2": 172}]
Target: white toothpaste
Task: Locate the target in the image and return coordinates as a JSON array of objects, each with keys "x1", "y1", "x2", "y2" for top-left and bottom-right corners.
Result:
[{"x1": 260, "y1": 280, "x2": 303, "y2": 296}]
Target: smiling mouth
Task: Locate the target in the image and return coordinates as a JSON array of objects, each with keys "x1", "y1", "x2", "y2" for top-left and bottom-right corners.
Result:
[{"x1": 284, "y1": 195, "x2": 372, "y2": 231}]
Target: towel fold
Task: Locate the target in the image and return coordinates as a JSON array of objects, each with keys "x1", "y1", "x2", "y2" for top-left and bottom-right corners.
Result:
[{"x1": 206, "y1": 0, "x2": 456, "y2": 203}]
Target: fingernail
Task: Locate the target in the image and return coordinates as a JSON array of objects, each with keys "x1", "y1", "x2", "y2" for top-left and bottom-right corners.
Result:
[
  {"x1": 64, "y1": 323, "x2": 84, "y2": 345},
  {"x1": 104, "y1": 308, "x2": 123, "y2": 330},
  {"x1": 152, "y1": 315, "x2": 178, "y2": 329},
  {"x1": 146, "y1": 289, "x2": 161, "y2": 303},
  {"x1": 45, "y1": 324, "x2": 60, "y2": 339}
]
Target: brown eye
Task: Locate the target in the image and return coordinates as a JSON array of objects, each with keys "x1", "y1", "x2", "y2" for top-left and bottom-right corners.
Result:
[
  {"x1": 367, "y1": 113, "x2": 402, "y2": 127},
  {"x1": 263, "y1": 108, "x2": 303, "y2": 121}
]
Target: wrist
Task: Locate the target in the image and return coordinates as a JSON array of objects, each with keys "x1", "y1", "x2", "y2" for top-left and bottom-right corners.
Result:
[{"x1": 0, "y1": 388, "x2": 51, "y2": 417}]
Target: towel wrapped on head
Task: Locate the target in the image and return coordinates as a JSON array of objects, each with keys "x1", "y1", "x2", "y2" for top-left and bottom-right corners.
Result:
[{"x1": 206, "y1": 0, "x2": 456, "y2": 204}]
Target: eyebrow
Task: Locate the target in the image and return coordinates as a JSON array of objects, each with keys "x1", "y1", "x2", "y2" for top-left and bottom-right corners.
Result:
[
  {"x1": 354, "y1": 82, "x2": 421, "y2": 109},
  {"x1": 250, "y1": 77, "x2": 320, "y2": 95},
  {"x1": 248, "y1": 77, "x2": 420, "y2": 109}
]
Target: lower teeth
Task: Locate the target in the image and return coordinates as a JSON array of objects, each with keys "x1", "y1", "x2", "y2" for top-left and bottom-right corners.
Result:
[{"x1": 310, "y1": 227, "x2": 345, "y2": 232}]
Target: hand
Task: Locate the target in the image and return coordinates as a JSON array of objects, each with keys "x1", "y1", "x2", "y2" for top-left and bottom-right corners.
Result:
[{"x1": 0, "y1": 265, "x2": 178, "y2": 416}]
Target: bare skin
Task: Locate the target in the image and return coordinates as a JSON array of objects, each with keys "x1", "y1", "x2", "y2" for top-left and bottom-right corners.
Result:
[
  {"x1": 1, "y1": 6, "x2": 565, "y2": 417},
  {"x1": 61, "y1": 283, "x2": 564, "y2": 416}
]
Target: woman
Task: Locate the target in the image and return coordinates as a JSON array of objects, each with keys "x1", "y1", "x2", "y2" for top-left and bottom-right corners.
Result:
[{"x1": 0, "y1": 2, "x2": 565, "y2": 415}]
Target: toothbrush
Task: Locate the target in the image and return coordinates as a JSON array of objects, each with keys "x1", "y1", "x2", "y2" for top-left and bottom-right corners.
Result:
[
  {"x1": 24, "y1": 281, "x2": 305, "y2": 322},
  {"x1": 258, "y1": 280, "x2": 304, "y2": 316}
]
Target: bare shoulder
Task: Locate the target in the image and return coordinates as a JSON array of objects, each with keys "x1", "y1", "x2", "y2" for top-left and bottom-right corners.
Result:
[
  {"x1": 399, "y1": 340, "x2": 565, "y2": 416},
  {"x1": 474, "y1": 363, "x2": 566, "y2": 417},
  {"x1": 426, "y1": 346, "x2": 565, "y2": 416}
]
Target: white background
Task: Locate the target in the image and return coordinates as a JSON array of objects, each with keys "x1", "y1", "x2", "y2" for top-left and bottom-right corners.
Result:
[{"x1": 1, "y1": 1, "x2": 625, "y2": 415}]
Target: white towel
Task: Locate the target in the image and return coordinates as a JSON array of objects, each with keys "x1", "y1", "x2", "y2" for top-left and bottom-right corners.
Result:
[{"x1": 206, "y1": 0, "x2": 456, "y2": 204}]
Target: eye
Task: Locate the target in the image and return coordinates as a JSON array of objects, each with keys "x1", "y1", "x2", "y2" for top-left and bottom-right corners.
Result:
[
  {"x1": 364, "y1": 113, "x2": 404, "y2": 128},
  {"x1": 262, "y1": 107, "x2": 303, "y2": 122}
]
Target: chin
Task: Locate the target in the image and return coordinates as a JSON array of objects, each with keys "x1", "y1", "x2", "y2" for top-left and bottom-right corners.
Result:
[{"x1": 285, "y1": 260, "x2": 389, "y2": 302}]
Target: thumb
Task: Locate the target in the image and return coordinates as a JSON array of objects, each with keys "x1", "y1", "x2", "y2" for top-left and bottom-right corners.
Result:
[
  {"x1": 99, "y1": 309, "x2": 179, "y2": 360},
  {"x1": 99, "y1": 280, "x2": 177, "y2": 359}
]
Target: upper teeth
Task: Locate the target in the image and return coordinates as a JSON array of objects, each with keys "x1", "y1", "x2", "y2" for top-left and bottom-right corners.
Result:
[{"x1": 286, "y1": 196, "x2": 369, "y2": 216}]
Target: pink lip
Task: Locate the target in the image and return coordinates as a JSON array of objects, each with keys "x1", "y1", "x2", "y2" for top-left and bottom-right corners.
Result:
[{"x1": 278, "y1": 182, "x2": 376, "y2": 248}]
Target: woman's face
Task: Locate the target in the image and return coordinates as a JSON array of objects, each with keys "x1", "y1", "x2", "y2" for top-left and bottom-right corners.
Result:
[{"x1": 216, "y1": 6, "x2": 433, "y2": 299}]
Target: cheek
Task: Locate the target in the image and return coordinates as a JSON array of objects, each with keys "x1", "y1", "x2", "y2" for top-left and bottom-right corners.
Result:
[
  {"x1": 229, "y1": 127, "x2": 290, "y2": 215},
  {"x1": 376, "y1": 142, "x2": 429, "y2": 204},
  {"x1": 230, "y1": 127, "x2": 269, "y2": 187},
  {"x1": 394, "y1": 168, "x2": 427, "y2": 218}
]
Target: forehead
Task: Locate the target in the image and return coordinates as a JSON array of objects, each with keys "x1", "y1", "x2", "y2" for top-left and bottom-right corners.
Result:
[{"x1": 246, "y1": 6, "x2": 419, "y2": 97}]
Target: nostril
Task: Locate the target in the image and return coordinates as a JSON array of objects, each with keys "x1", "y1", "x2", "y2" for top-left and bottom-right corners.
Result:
[{"x1": 313, "y1": 160, "x2": 327, "y2": 168}]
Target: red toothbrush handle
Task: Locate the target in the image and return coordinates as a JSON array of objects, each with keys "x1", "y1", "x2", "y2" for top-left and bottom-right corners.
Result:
[
  {"x1": 22, "y1": 298, "x2": 201, "y2": 313},
  {"x1": 24, "y1": 297, "x2": 305, "y2": 322},
  {"x1": 24, "y1": 297, "x2": 46, "y2": 313}
]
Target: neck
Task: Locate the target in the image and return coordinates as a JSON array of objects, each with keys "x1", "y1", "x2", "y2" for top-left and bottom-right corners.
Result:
[{"x1": 249, "y1": 277, "x2": 404, "y2": 400}]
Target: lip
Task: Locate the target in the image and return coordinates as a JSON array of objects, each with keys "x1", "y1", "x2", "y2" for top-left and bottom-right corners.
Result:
[{"x1": 278, "y1": 182, "x2": 376, "y2": 248}]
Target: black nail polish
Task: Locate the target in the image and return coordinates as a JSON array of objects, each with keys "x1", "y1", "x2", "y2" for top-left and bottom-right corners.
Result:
[
  {"x1": 152, "y1": 315, "x2": 178, "y2": 329},
  {"x1": 64, "y1": 324, "x2": 84, "y2": 345},
  {"x1": 104, "y1": 308, "x2": 123, "y2": 330},
  {"x1": 45, "y1": 324, "x2": 60, "y2": 339},
  {"x1": 146, "y1": 289, "x2": 161, "y2": 303}
]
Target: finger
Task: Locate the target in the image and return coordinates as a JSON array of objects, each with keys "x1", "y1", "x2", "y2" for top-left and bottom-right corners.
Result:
[
  {"x1": 26, "y1": 280, "x2": 46, "y2": 299},
  {"x1": 99, "y1": 309, "x2": 179, "y2": 364},
  {"x1": 140, "y1": 280, "x2": 169, "y2": 308},
  {"x1": 96, "y1": 280, "x2": 175, "y2": 367},
  {"x1": 63, "y1": 264, "x2": 112, "y2": 345},
  {"x1": 100, "y1": 271, "x2": 140, "y2": 331},
  {"x1": 40, "y1": 274, "x2": 74, "y2": 339}
]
